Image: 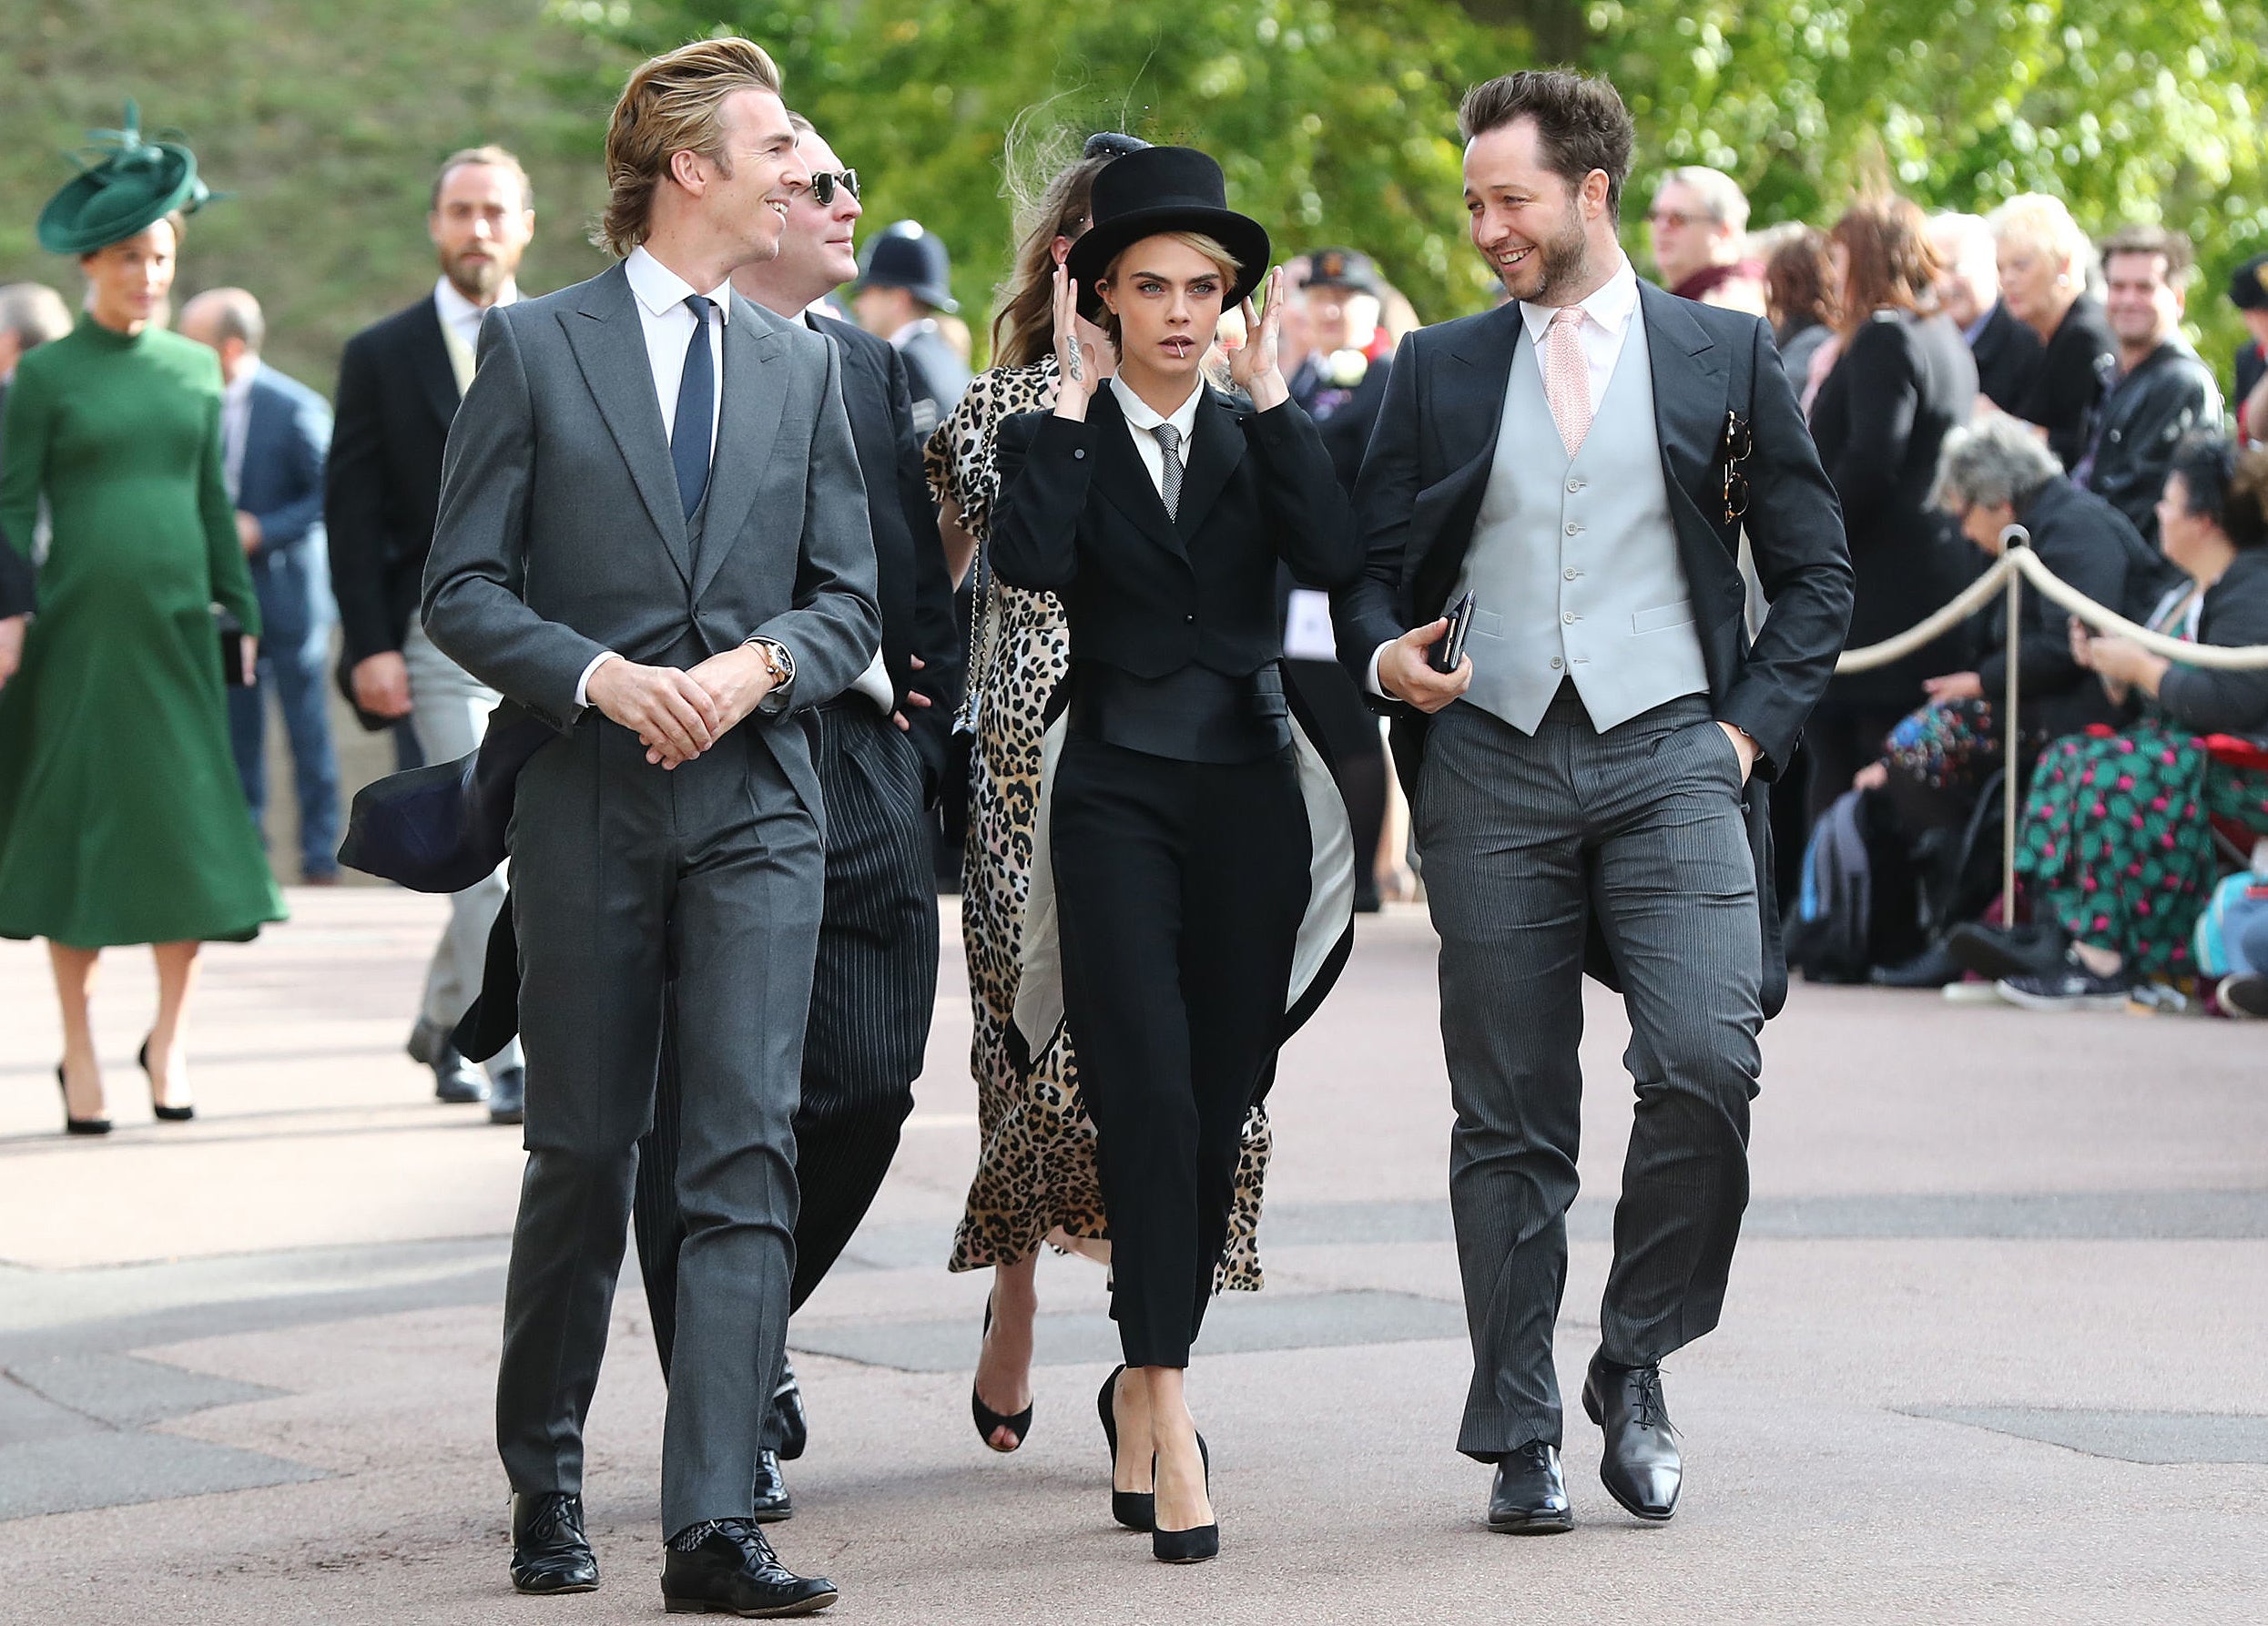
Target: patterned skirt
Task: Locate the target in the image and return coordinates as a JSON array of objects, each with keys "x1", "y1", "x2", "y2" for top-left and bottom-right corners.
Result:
[
  {"x1": 2014, "y1": 720, "x2": 2268, "y2": 981},
  {"x1": 949, "y1": 582, "x2": 1271, "y2": 1291}
]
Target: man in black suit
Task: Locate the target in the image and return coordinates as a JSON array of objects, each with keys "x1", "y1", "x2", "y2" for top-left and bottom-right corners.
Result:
[
  {"x1": 625, "y1": 113, "x2": 961, "y2": 1520},
  {"x1": 328, "y1": 146, "x2": 536, "y2": 1117},
  {"x1": 1337, "y1": 70, "x2": 1851, "y2": 1532},
  {"x1": 0, "y1": 283, "x2": 73, "y2": 688}
]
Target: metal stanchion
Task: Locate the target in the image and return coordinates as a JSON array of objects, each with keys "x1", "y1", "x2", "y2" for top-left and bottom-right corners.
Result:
[{"x1": 1999, "y1": 524, "x2": 2030, "y2": 927}]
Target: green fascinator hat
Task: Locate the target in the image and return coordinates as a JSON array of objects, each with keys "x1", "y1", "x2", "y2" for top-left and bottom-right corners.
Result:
[{"x1": 36, "y1": 101, "x2": 213, "y2": 255}]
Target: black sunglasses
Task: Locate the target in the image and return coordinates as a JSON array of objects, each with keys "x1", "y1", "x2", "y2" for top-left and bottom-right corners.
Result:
[{"x1": 807, "y1": 168, "x2": 859, "y2": 206}]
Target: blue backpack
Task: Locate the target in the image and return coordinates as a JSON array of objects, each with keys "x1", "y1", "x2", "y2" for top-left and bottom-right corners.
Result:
[{"x1": 2193, "y1": 871, "x2": 2268, "y2": 977}]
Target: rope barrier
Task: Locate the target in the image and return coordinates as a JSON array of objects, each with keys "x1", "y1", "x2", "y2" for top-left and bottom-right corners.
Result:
[{"x1": 1835, "y1": 531, "x2": 2268, "y2": 673}]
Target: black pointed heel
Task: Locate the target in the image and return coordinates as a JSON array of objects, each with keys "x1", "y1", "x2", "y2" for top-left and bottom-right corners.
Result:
[
  {"x1": 138, "y1": 1038, "x2": 195, "y2": 1122},
  {"x1": 1151, "y1": 1431, "x2": 1215, "y2": 1562},
  {"x1": 56, "y1": 1064, "x2": 111, "y2": 1136},
  {"x1": 971, "y1": 1293, "x2": 1033, "y2": 1452},
  {"x1": 1097, "y1": 1366, "x2": 1154, "y2": 1531}
]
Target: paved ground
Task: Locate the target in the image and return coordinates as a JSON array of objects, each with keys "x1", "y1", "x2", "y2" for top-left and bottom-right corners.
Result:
[{"x1": 3, "y1": 887, "x2": 2265, "y2": 1623}]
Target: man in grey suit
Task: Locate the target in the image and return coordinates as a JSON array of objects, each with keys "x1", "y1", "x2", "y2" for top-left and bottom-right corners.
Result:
[
  {"x1": 1339, "y1": 71, "x2": 1852, "y2": 1532},
  {"x1": 420, "y1": 37, "x2": 876, "y2": 1617}
]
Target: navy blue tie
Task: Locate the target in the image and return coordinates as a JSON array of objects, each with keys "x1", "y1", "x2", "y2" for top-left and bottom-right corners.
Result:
[{"x1": 672, "y1": 294, "x2": 715, "y2": 519}]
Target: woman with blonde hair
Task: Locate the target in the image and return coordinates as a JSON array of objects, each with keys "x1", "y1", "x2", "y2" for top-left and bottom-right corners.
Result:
[{"x1": 1989, "y1": 192, "x2": 2116, "y2": 469}]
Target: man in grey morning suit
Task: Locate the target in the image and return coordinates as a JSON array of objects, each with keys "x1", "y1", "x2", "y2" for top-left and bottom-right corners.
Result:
[
  {"x1": 1338, "y1": 71, "x2": 1851, "y2": 1532},
  {"x1": 419, "y1": 38, "x2": 874, "y2": 1617}
]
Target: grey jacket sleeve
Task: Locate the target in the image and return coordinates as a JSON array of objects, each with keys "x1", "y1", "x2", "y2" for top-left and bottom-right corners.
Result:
[
  {"x1": 420, "y1": 310, "x2": 612, "y2": 730},
  {"x1": 749, "y1": 338, "x2": 881, "y2": 711}
]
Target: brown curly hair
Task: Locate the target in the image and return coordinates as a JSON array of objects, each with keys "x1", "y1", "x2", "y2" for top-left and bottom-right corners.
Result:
[{"x1": 596, "y1": 37, "x2": 782, "y2": 259}]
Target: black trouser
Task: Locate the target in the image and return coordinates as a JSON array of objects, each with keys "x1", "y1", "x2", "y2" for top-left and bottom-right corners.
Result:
[
  {"x1": 1050, "y1": 734, "x2": 1309, "y2": 1368},
  {"x1": 632, "y1": 703, "x2": 939, "y2": 1418}
]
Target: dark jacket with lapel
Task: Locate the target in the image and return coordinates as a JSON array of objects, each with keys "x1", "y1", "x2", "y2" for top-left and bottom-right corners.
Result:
[
  {"x1": 239, "y1": 364, "x2": 336, "y2": 648},
  {"x1": 991, "y1": 386, "x2": 1361, "y2": 686},
  {"x1": 809, "y1": 310, "x2": 963, "y2": 797},
  {"x1": 327, "y1": 294, "x2": 463, "y2": 667},
  {"x1": 1971, "y1": 302, "x2": 2045, "y2": 415},
  {"x1": 1336, "y1": 280, "x2": 1855, "y2": 1014}
]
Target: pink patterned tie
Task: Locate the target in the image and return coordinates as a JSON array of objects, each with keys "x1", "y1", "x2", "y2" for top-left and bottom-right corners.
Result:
[{"x1": 1542, "y1": 305, "x2": 1592, "y2": 458}]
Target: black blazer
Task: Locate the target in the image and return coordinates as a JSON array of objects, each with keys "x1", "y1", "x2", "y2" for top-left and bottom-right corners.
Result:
[
  {"x1": 1809, "y1": 310, "x2": 1978, "y2": 706},
  {"x1": 810, "y1": 310, "x2": 964, "y2": 796},
  {"x1": 2012, "y1": 294, "x2": 2117, "y2": 472},
  {"x1": 0, "y1": 381, "x2": 31, "y2": 618},
  {"x1": 1972, "y1": 302, "x2": 2045, "y2": 414},
  {"x1": 992, "y1": 386, "x2": 1361, "y2": 687},
  {"x1": 1335, "y1": 282, "x2": 1855, "y2": 1015},
  {"x1": 2161, "y1": 549, "x2": 2268, "y2": 737},
  {"x1": 327, "y1": 294, "x2": 463, "y2": 670}
]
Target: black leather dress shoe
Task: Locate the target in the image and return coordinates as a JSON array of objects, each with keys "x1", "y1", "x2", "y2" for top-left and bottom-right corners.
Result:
[
  {"x1": 751, "y1": 1449, "x2": 793, "y2": 1523},
  {"x1": 1487, "y1": 1440, "x2": 1573, "y2": 1534},
  {"x1": 1868, "y1": 939, "x2": 1965, "y2": 989},
  {"x1": 771, "y1": 1362, "x2": 808, "y2": 1462},
  {"x1": 486, "y1": 1065, "x2": 525, "y2": 1125},
  {"x1": 1946, "y1": 920, "x2": 2069, "y2": 982},
  {"x1": 661, "y1": 1519, "x2": 836, "y2": 1616},
  {"x1": 1582, "y1": 1356, "x2": 1682, "y2": 1521},
  {"x1": 510, "y1": 1491, "x2": 599, "y2": 1594}
]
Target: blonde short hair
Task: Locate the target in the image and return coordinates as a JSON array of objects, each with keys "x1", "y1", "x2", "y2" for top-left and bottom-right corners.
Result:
[
  {"x1": 597, "y1": 36, "x2": 783, "y2": 259},
  {"x1": 1988, "y1": 192, "x2": 2094, "y2": 281},
  {"x1": 1096, "y1": 231, "x2": 1244, "y2": 350}
]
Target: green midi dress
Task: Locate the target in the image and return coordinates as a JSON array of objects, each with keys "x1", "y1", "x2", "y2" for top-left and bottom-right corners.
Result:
[{"x1": 0, "y1": 317, "x2": 286, "y2": 947}]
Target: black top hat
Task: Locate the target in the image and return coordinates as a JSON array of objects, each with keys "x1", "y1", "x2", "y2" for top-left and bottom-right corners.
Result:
[
  {"x1": 2232, "y1": 253, "x2": 2268, "y2": 313},
  {"x1": 852, "y1": 220, "x2": 958, "y2": 313},
  {"x1": 1299, "y1": 247, "x2": 1380, "y2": 295},
  {"x1": 1064, "y1": 147, "x2": 1269, "y2": 322}
]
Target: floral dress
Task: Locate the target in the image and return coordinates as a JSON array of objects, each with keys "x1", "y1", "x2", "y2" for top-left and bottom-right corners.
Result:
[
  {"x1": 927, "y1": 359, "x2": 1270, "y2": 1290},
  {"x1": 2014, "y1": 590, "x2": 2268, "y2": 981}
]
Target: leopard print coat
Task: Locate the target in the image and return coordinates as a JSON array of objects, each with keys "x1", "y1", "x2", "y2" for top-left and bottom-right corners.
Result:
[{"x1": 927, "y1": 359, "x2": 1271, "y2": 1292}]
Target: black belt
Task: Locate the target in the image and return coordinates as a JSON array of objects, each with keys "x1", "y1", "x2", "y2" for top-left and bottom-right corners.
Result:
[{"x1": 1067, "y1": 661, "x2": 1291, "y2": 764}]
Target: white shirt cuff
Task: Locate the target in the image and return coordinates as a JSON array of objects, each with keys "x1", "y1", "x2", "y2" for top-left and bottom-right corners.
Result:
[
  {"x1": 1365, "y1": 641, "x2": 1393, "y2": 699},
  {"x1": 849, "y1": 649, "x2": 894, "y2": 716},
  {"x1": 575, "y1": 650, "x2": 622, "y2": 709}
]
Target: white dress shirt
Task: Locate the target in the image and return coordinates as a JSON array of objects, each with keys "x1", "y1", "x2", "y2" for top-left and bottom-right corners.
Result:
[
  {"x1": 577, "y1": 247, "x2": 737, "y2": 708},
  {"x1": 432, "y1": 275, "x2": 520, "y2": 396},
  {"x1": 1365, "y1": 255, "x2": 1643, "y2": 695},
  {"x1": 219, "y1": 359, "x2": 259, "y2": 503},
  {"x1": 1109, "y1": 375, "x2": 1204, "y2": 499}
]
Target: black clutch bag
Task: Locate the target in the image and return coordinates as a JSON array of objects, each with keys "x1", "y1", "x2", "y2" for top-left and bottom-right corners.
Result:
[{"x1": 214, "y1": 608, "x2": 255, "y2": 687}]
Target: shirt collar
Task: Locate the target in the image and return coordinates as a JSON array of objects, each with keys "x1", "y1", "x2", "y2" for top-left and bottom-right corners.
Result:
[
  {"x1": 1519, "y1": 253, "x2": 1640, "y2": 343},
  {"x1": 1110, "y1": 374, "x2": 1204, "y2": 438},
  {"x1": 625, "y1": 245, "x2": 733, "y2": 321},
  {"x1": 432, "y1": 275, "x2": 518, "y2": 331},
  {"x1": 222, "y1": 357, "x2": 260, "y2": 408}
]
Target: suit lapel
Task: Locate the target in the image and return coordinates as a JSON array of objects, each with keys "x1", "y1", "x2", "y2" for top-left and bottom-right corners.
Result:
[
  {"x1": 690, "y1": 294, "x2": 789, "y2": 603},
  {"x1": 1639, "y1": 280, "x2": 1730, "y2": 533},
  {"x1": 1087, "y1": 388, "x2": 1185, "y2": 560},
  {"x1": 1438, "y1": 300, "x2": 1524, "y2": 473},
  {"x1": 558, "y1": 263, "x2": 693, "y2": 587},
  {"x1": 410, "y1": 299, "x2": 463, "y2": 432},
  {"x1": 1171, "y1": 389, "x2": 1245, "y2": 541}
]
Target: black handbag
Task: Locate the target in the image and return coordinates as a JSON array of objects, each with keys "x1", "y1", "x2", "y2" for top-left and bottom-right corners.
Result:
[{"x1": 214, "y1": 607, "x2": 255, "y2": 686}]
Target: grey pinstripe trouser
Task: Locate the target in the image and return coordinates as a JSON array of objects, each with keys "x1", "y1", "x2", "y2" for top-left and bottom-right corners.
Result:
[{"x1": 1417, "y1": 686, "x2": 1763, "y2": 1460}]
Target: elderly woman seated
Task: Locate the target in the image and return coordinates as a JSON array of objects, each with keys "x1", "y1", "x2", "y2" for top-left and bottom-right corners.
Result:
[
  {"x1": 1856, "y1": 415, "x2": 2171, "y2": 984},
  {"x1": 1948, "y1": 433, "x2": 2268, "y2": 1007}
]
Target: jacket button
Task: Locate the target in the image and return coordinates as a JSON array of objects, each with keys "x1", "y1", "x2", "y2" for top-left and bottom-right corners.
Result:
[
  {"x1": 1184, "y1": 613, "x2": 1195, "y2": 623},
  {"x1": 1073, "y1": 448, "x2": 1086, "y2": 460}
]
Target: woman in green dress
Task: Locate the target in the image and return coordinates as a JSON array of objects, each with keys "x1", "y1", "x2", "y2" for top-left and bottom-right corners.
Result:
[{"x1": 0, "y1": 114, "x2": 284, "y2": 1133}]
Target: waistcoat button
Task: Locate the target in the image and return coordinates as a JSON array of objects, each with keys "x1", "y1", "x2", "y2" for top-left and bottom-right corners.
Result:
[{"x1": 1565, "y1": 522, "x2": 1581, "y2": 536}]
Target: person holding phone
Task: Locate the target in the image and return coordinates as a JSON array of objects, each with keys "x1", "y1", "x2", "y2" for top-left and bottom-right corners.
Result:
[
  {"x1": 988, "y1": 145, "x2": 1361, "y2": 1564},
  {"x1": 0, "y1": 110, "x2": 284, "y2": 1135}
]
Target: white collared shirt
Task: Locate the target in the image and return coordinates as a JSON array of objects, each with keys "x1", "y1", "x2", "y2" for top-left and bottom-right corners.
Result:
[
  {"x1": 219, "y1": 359, "x2": 259, "y2": 503},
  {"x1": 1109, "y1": 375, "x2": 1204, "y2": 501},
  {"x1": 1517, "y1": 253, "x2": 1643, "y2": 414},
  {"x1": 624, "y1": 244, "x2": 730, "y2": 462},
  {"x1": 432, "y1": 275, "x2": 520, "y2": 394},
  {"x1": 1364, "y1": 254, "x2": 1644, "y2": 696}
]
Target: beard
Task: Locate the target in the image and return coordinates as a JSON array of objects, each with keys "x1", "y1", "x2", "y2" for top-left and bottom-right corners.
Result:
[
  {"x1": 1489, "y1": 198, "x2": 1592, "y2": 306},
  {"x1": 443, "y1": 247, "x2": 508, "y2": 302}
]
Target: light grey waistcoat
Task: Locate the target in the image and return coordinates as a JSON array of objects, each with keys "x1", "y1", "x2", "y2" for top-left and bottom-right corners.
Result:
[{"x1": 1454, "y1": 312, "x2": 1710, "y2": 735}]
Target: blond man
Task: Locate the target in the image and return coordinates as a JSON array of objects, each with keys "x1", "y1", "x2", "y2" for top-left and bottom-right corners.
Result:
[{"x1": 420, "y1": 36, "x2": 877, "y2": 1612}]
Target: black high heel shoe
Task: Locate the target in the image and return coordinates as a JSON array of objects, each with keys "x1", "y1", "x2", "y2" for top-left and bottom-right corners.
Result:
[
  {"x1": 138, "y1": 1038, "x2": 195, "y2": 1122},
  {"x1": 1151, "y1": 1431, "x2": 1217, "y2": 1564},
  {"x1": 56, "y1": 1064, "x2": 111, "y2": 1136},
  {"x1": 1097, "y1": 1366, "x2": 1154, "y2": 1531},
  {"x1": 971, "y1": 1293, "x2": 1033, "y2": 1452}
]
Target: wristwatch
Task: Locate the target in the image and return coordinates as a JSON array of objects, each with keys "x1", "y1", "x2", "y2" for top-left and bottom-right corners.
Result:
[{"x1": 746, "y1": 636, "x2": 796, "y2": 717}]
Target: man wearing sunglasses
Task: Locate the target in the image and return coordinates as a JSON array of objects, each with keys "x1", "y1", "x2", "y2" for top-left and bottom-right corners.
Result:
[{"x1": 623, "y1": 112, "x2": 963, "y2": 1523}]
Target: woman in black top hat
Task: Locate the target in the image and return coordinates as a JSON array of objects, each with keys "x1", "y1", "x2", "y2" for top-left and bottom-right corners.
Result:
[{"x1": 990, "y1": 145, "x2": 1361, "y2": 1563}]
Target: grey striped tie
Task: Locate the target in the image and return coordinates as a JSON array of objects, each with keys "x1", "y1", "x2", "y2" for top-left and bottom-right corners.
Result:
[{"x1": 1153, "y1": 422, "x2": 1184, "y2": 519}]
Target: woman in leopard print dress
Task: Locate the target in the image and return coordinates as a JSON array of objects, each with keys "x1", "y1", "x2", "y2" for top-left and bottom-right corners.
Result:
[{"x1": 927, "y1": 136, "x2": 1273, "y2": 1452}]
